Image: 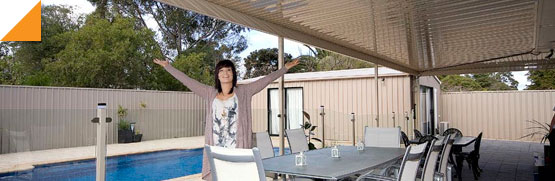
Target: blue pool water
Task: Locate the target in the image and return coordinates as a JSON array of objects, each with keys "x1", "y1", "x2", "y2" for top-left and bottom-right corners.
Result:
[
  {"x1": 0, "y1": 147, "x2": 290, "y2": 180},
  {"x1": 0, "y1": 149, "x2": 203, "y2": 181}
]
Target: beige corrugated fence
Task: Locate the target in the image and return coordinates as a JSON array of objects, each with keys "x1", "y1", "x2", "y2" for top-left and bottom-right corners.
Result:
[
  {"x1": 0, "y1": 85, "x2": 205, "y2": 154},
  {"x1": 440, "y1": 90, "x2": 555, "y2": 142}
]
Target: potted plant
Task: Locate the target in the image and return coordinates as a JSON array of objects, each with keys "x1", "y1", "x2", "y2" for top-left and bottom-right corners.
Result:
[
  {"x1": 117, "y1": 105, "x2": 133, "y2": 143},
  {"x1": 301, "y1": 111, "x2": 322, "y2": 150}
]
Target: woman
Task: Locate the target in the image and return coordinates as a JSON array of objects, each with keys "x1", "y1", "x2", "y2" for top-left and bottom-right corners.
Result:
[{"x1": 153, "y1": 58, "x2": 299, "y2": 180}]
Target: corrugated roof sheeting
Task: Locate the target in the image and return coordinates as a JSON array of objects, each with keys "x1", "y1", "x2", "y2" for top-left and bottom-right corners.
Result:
[{"x1": 156, "y1": 0, "x2": 555, "y2": 75}]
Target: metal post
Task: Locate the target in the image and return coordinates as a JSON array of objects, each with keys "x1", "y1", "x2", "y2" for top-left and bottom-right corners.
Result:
[
  {"x1": 278, "y1": 36, "x2": 285, "y2": 156},
  {"x1": 94, "y1": 103, "x2": 107, "y2": 181},
  {"x1": 319, "y1": 105, "x2": 325, "y2": 147},
  {"x1": 375, "y1": 66, "x2": 379, "y2": 127},
  {"x1": 351, "y1": 113, "x2": 355, "y2": 146}
]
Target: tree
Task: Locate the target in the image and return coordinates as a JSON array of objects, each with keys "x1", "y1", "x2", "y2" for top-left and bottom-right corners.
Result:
[
  {"x1": 306, "y1": 46, "x2": 373, "y2": 71},
  {"x1": 5, "y1": 5, "x2": 83, "y2": 86},
  {"x1": 243, "y1": 48, "x2": 292, "y2": 79},
  {"x1": 472, "y1": 73, "x2": 518, "y2": 91},
  {"x1": 151, "y1": 52, "x2": 213, "y2": 91},
  {"x1": 438, "y1": 75, "x2": 483, "y2": 92},
  {"x1": 526, "y1": 69, "x2": 555, "y2": 90},
  {"x1": 45, "y1": 14, "x2": 161, "y2": 89},
  {"x1": 88, "y1": 0, "x2": 247, "y2": 58}
]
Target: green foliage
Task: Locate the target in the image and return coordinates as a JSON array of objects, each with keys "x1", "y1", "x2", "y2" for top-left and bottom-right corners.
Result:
[
  {"x1": 302, "y1": 111, "x2": 322, "y2": 150},
  {"x1": 89, "y1": 0, "x2": 247, "y2": 58},
  {"x1": 243, "y1": 48, "x2": 292, "y2": 79},
  {"x1": 151, "y1": 52, "x2": 214, "y2": 91},
  {"x1": 316, "y1": 50, "x2": 373, "y2": 71},
  {"x1": 439, "y1": 72, "x2": 519, "y2": 92},
  {"x1": 471, "y1": 73, "x2": 518, "y2": 91},
  {"x1": 520, "y1": 120, "x2": 550, "y2": 143},
  {"x1": 117, "y1": 105, "x2": 130, "y2": 130},
  {"x1": 438, "y1": 75, "x2": 482, "y2": 91},
  {"x1": 526, "y1": 69, "x2": 555, "y2": 90},
  {"x1": 4, "y1": 5, "x2": 82, "y2": 86},
  {"x1": 45, "y1": 14, "x2": 161, "y2": 89}
]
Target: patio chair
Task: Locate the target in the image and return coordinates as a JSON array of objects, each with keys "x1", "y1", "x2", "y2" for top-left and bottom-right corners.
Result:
[
  {"x1": 285, "y1": 128, "x2": 309, "y2": 154},
  {"x1": 205, "y1": 145, "x2": 266, "y2": 181},
  {"x1": 364, "y1": 127, "x2": 401, "y2": 148},
  {"x1": 438, "y1": 135, "x2": 455, "y2": 181},
  {"x1": 418, "y1": 135, "x2": 438, "y2": 144},
  {"x1": 455, "y1": 132, "x2": 483, "y2": 180},
  {"x1": 414, "y1": 129, "x2": 423, "y2": 140},
  {"x1": 400, "y1": 131, "x2": 410, "y2": 148},
  {"x1": 253, "y1": 132, "x2": 275, "y2": 159},
  {"x1": 442, "y1": 128, "x2": 463, "y2": 138},
  {"x1": 357, "y1": 141, "x2": 430, "y2": 181},
  {"x1": 422, "y1": 135, "x2": 451, "y2": 181},
  {"x1": 253, "y1": 132, "x2": 279, "y2": 180}
]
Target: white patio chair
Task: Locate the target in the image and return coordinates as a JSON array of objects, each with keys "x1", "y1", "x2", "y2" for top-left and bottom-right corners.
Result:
[
  {"x1": 205, "y1": 145, "x2": 266, "y2": 181},
  {"x1": 364, "y1": 127, "x2": 401, "y2": 148},
  {"x1": 438, "y1": 135, "x2": 455, "y2": 181},
  {"x1": 253, "y1": 132, "x2": 280, "y2": 180},
  {"x1": 254, "y1": 132, "x2": 275, "y2": 159},
  {"x1": 285, "y1": 128, "x2": 309, "y2": 153},
  {"x1": 357, "y1": 141, "x2": 429, "y2": 181},
  {"x1": 421, "y1": 135, "x2": 451, "y2": 181}
]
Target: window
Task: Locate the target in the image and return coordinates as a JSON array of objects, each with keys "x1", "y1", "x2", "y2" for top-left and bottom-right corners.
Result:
[{"x1": 267, "y1": 87, "x2": 304, "y2": 136}]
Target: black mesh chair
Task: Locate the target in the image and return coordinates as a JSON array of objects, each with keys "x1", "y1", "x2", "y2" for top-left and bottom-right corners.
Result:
[
  {"x1": 456, "y1": 132, "x2": 483, "y2": 180},
  {"x1": 400, "y1": 131, "x2": 410, "y2": 147},
  {"x1": 418, "y1": 135, "x2": 437, "y2": 144},
  {"x1": 442, "y1": 128, "x2": 463, "y2": 138},
  {"x1": 414, "y1": 129, "x2": 423, "y2": 139}
]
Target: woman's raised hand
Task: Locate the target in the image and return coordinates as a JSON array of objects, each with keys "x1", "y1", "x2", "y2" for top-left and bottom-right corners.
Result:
[
  {"x1": 285, "y1": 59, "x2": 300, "y2": 69},
  {"x1": 153, "y1": 59, "x2": 169, "y2": 67}
]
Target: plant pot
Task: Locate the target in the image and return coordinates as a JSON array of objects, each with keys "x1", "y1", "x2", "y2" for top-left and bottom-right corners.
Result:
[
  {"x1": 118, "y1": 130, "x2": 133, "y2": 143},
  {"x1": 132, "y1": 134, "x2": 142, "y2": 142}
]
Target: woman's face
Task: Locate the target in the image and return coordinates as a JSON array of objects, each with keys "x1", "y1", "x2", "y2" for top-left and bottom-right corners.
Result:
[{"x1": 218, "y1": 67, "x2": 234, "y2": 84}]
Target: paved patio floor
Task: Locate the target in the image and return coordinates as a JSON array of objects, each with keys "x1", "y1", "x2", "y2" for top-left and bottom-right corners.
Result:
[{"x1": 458, "y1": 139, "x2": 543, "y2": 181}]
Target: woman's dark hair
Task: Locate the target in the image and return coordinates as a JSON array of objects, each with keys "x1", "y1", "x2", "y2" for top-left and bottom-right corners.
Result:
[{"x1": 214, "y1": 60, "x2": 237, "y2": 94}]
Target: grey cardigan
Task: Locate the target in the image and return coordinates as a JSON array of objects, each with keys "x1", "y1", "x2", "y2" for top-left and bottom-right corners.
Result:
[{"x1": 164, "y1": 64, "x2": 289, "y2": 180}]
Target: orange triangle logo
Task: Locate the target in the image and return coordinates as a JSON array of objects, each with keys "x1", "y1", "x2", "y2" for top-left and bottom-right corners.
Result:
[{"x1": 1, "y1": 1, "x2": 41, "y2": 41}]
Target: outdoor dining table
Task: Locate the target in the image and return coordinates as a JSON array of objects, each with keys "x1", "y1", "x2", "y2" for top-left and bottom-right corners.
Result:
[{"x1": 262, "y1": 146, "x2": 406, "y2": 180}]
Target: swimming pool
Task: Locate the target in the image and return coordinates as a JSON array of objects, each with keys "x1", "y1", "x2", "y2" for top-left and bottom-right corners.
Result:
[
  {"x1": 0, "y1": 149, "x2": 203, "y2": 181},
  {"x1": 0, "y1": 147, "x2": 290, "y2": 180}
]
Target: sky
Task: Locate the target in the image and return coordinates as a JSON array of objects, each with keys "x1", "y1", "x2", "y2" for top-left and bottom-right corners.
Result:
[{"x1": 43, "y1": 0, "x2": 531, "y2": 90}]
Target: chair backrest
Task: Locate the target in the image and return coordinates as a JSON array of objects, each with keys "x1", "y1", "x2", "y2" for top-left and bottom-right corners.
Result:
[
  {"x1": 442, "y1": 128, "x2": 463, "y2": 138},
  {"x1": 364, "y1": 127, "x2": 401, "y2": 148},
  {"x1": 422, "y1": 135, "x2": 450, "y2": 181},
  {"x1": 397, "y1": 141, "x2": 428, "y2": 181},
  {"x1": 418, "y1": 135, "x2": 437, "y2": 143},
  {"x1": 401, "y1": 131, "x2": 410, "y2": 147},
  {"x1": 414, "y1": 129, "x2": 423, "y2": 138},
  {"x1": 205, "y1": 145, "x2": 266, "y2": 181},
  {"x1": 438, "y1": 135, "x2": 454, "y2": 179},
  {"x1": 473, "y1": 132, "x2": 483, "y2": 155},
  {"x1": 285, "y1": 128, "x2": 309, "y2": 153},
  {"x1": 253, "y1": 132, "x2": 275, "y2": 159},
  {"x1": 421, "y1": 139, "x2": 438, "y2": 181}
]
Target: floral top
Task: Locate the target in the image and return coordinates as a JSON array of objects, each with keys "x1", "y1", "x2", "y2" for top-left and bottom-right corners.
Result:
[{"x1": 212, "y1": 94, "x2": 239, "y2": 148}]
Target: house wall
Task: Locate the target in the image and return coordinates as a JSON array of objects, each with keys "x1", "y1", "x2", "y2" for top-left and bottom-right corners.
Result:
[{"x1": 249, "y1": 75, "x2": 414, "y2": 143}]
